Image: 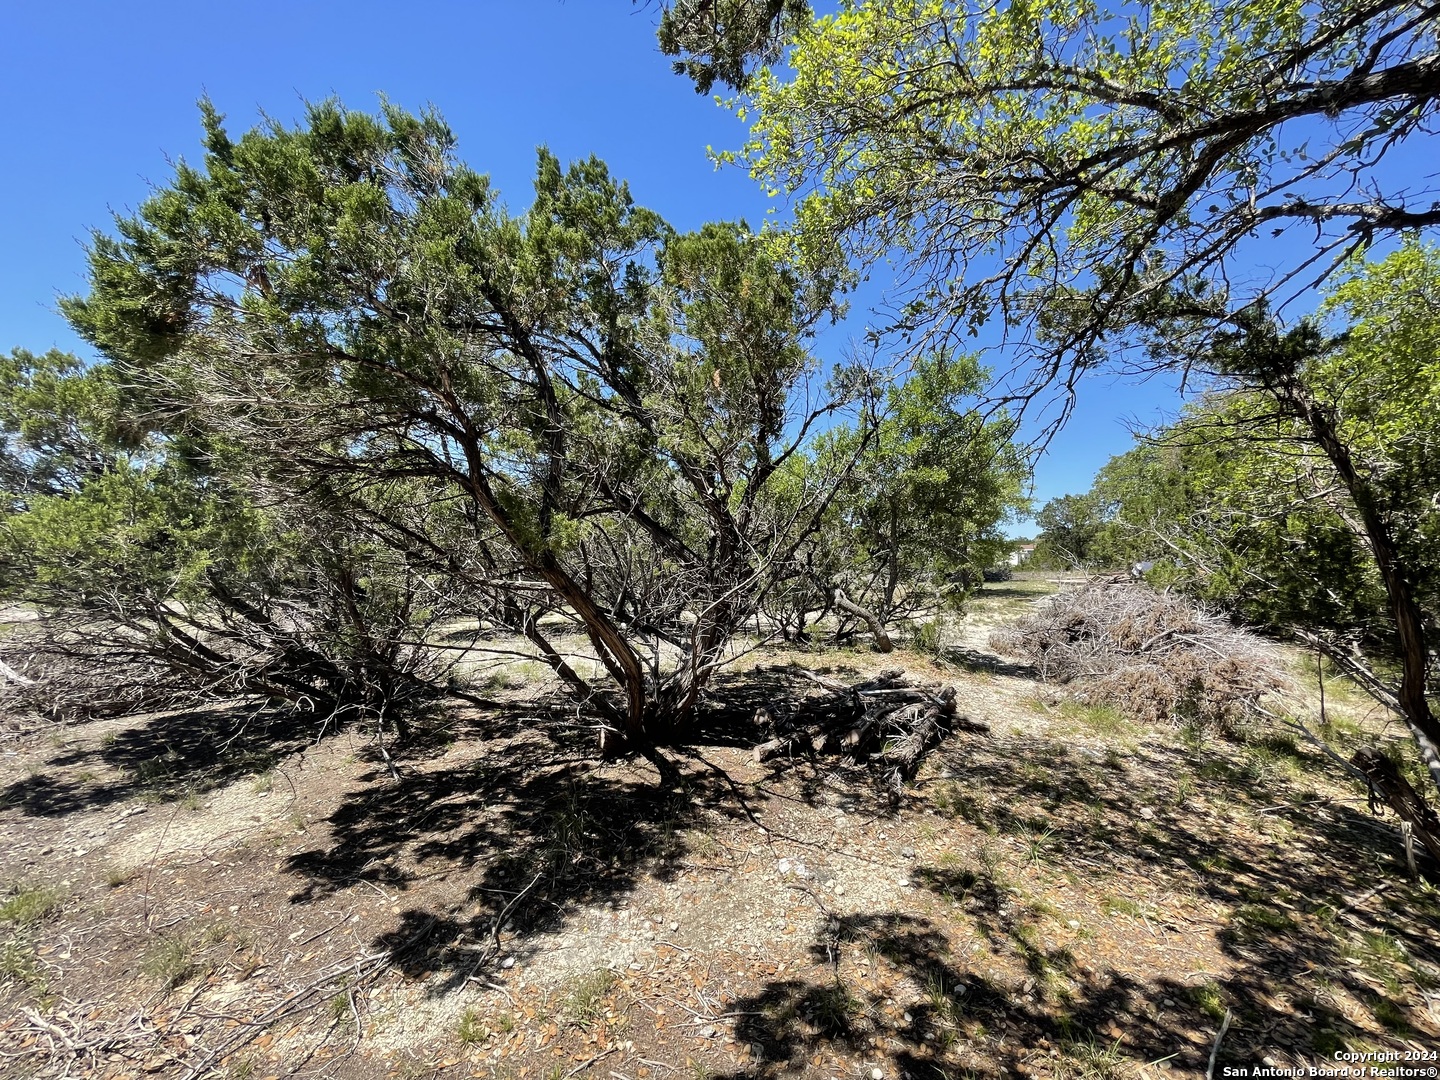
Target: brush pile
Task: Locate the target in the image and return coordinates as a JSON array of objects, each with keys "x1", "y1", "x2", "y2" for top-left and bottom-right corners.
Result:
[
  {"x1": 990, "y1": 582, "x2": 1288, "y2": 731},
  {"x1": 752, "y1": 667, "x2": 988, "y2": 782}
]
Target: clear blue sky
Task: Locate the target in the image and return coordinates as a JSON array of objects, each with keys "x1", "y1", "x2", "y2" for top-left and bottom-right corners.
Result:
[{"x1": 0, "y1": 0, "x2": 1185, "y2": 533}]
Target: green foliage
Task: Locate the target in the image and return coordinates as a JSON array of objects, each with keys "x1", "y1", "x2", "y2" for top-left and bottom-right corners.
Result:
[
  {"x1": 1031, "y1": 494, "x2": 1105, "y2": 570},
  {"x1": 724, "y1": 0, "x2": 1440, "y2": 400},
  {"x1": 560, "y1": 968, "x2": 615, "y2": 1027},
  {"x1": 59, "y1": 99, "x2": 882, "y2": 745},
  {"x1": 788, "y1": 351, "x2": 1028, "y2": 638},
  {"x1": 141, "y1": 932, "x2": 196, "y2": 989},
  {"x1": 0, "y1": 348, "x2": 461, "y2": 721},
  {"x1": 456, "y1": 1006, "x2": 491, "y2": 1044},
  {"x1": 0, "y1": 883, "x2": 64, "y2": 927},
  {"x1": 655, "y1": 0, "x2": 811, "y2": 94},
  {"x1": 1060, "y1": 242, "x2": 1440, "y2": 791},
  {"x1": 1104, "y1": 245, "x2": 1440, "y2": 658},
  {"x1": 0, "y1": 348, "x2": 124, "y2": 505}
]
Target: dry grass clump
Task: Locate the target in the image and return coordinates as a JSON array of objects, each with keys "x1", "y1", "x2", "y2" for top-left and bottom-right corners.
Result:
[{"x1": 990, "y1": 582, "x2": 1288, "y2": 732}]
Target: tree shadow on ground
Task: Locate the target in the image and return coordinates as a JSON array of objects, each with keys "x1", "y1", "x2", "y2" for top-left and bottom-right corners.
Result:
[
  {"x1": 718, "y1": 909, "x2": 1218, "y2": 1078},
  {"x1": 281, "y1": 700, "x2": 794, "y2": 996},
  {"x1": 939, "y1": 644, "x2": 1041, "y2": 678},
  {"x1": 703, "y1": 733, "x2": 1440, "y2": 1077},
  {"x1": 0, "y1": 702, "x2": 317, "y2": 816}
]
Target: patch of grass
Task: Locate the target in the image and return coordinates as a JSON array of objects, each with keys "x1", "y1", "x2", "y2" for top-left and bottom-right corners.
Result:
[
  {"x1": 806, "y1": 980, "x2": 859, "y2": 1036},
  {"x1": 929, "y1": 782, "x2": 991, "y2": 827},
  {"x1": 1342, "y1": 932, "x2": 1409, "y2": 996},
  {"x1": 560, "y1": 968, "x2": 615, "y2": 1028},
  {"x1": 199, "y1": 920, "x2": 243, "y2": 948},
  {"x1": 924, "y1": 967, "x2": 964, "y2": 1030},
  {"x1": 1055, "y1": 1037, "x2": 1132, "y2": 1079},
  {"x1": 1240, "y1": 733, "x2": 1308, "y2": 780},
  {"x1": 1055, "y1": 700, "x2": 1133, "y2": 737},
  {"x1": 1019, "y1": 824, "x2": 1056, "y2": 865},
  {"x1": 142, "y1": 932, "x2": 196, "y2": 989},
  {"x1": 1188, "y1": 980, "x2": 1227, "y2": 1023},
  {"x1": 1192, "y1": 851, "x2": 1234, "y2": 877},
  {"x1": 1227, "y1": 903, "x2": 1299, "y2": 944},
  {"x1": 685, "y1": 828, "x2": 723, "y2": 860},
  {"x1": 1173, "y1": 775, "x2": 1194, "y2": 807},
  {"x1": 251, "y1": 771, "x2": 274, "y2": 795},
  {"x1": 1195, "y1": 756, "x2": 1240, "y2": 782},
  {"x1": 1311, "y1": 1028, "x2": 1348, "y2": 1059},
  {"x1": 1099, "y1": 894, "x2": 1145, "y2": 919},
  {"x1": 103, "y1": 866, "x2": 138, "y2": 889},
  {"x1": 0, "y1": 937, "x2": 46, "y2": 994},
  {"x1": 457, "y1": 1006, "x2": 491, "y2": 1043},
  {"x1": 1370, "y1": 995, "x2": 1411, "y2": 1034},
  {"x1": 0, "y1": 883, "x2": 64, "y2": 927}
]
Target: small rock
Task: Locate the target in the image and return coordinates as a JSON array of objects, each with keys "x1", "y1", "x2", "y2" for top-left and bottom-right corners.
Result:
[
  {"x1": 1067, "y1": 919, "x2": 1080, "y2": 929},
  {"x1": 900, "y1": 846, "x2": 916, "y2": 859},
  {"x1": 701, "y1": 1025, "x2": 717, "y2": 1038},
  {"x1": 500, "y1": 956, "x2": 516, "y2": 969},
  {"x1": 835, "y1": 883, "x2": 845, "y2": 896},
  {"x1": 1138, "y1": 806, "x2": 1155, "y2": 820},
  {"x1": 669, "y1": 921, "x2": 679, "y2": 932},
  {"x1": 872, "y1": 1070, "x2": 884, "y2": 1080},
  {"x1": 902, "y1": 1012, "x2": 914, "y2": 1023}
]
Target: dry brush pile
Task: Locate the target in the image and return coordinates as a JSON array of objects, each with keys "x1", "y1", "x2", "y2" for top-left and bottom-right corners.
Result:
[{"x1": 991, "y1": 581, "x2": 1290, "y2": 732}]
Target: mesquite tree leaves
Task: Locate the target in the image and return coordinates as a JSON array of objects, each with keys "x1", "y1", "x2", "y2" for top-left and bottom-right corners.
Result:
[{"x1": 720, "y1": 0, "x2": 1440, "y2": 408}]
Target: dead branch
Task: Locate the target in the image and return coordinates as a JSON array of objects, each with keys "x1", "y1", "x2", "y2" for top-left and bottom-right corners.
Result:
[
  {"x1": 1352, "y1": 747, "x2": 1440, "y2": 867},
  {"x1": 752, "y1": 669, "x2": 983, "y2": 790}
]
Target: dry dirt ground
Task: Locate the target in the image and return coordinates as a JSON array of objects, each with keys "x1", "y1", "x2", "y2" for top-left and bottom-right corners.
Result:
[{"x1": 2, "y1": 578, "x2": 1439, "y2": 1079}]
